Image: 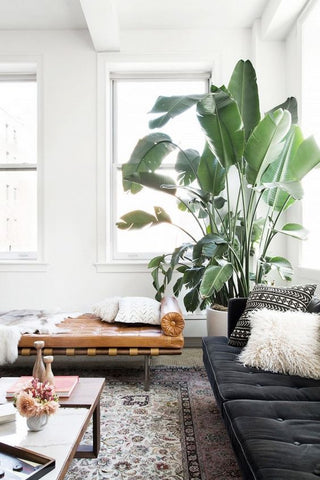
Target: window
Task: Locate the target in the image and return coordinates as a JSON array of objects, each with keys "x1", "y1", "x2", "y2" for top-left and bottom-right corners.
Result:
[
  {"x1": 299, "y1": 1, "x2": 320, "y2": 269},
  {"x1": 110, "y1": 73, "x2": 210, "y2": 261},
  {"x1": 0, "y1": 73, "x2": 37, "y2": 260}
]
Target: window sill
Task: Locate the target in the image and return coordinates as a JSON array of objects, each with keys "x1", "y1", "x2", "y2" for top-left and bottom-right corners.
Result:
[
  {"x1": 296, "y1": 266, "x2": 320, "y2": 282},
  {"x1": 0, "y1": 261, "x2": 48, "y2": 272},
  {"x1": 95, "y1": 262, "x2": 150, "y2": 273}
]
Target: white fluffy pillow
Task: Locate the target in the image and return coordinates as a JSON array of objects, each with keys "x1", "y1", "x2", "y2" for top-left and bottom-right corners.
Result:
[
  {"x1": 238, "y1": 308, "x2": 320, "y2": 379},
  {"x1": 115, "y1": 297, "x2": 160, "y2": 325},
  {"x1": 91, "y1": 297, "x2": 120, "y2": 323}
]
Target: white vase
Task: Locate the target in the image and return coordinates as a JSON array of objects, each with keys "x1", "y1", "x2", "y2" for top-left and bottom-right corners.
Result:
[
  {"x1": 27, "y1": 414, "x2": 48, "y2": 431},
  {"x1": 206, "y1": 306, "x2": 228, "y2": 337}
]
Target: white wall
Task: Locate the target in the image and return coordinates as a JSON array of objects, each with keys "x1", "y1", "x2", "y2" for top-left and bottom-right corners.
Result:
[{"x1": 0, "y1": 27, "x2": 286, "y2": 336}]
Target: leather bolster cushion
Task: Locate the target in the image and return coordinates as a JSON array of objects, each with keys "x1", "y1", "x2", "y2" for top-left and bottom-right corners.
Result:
[{"x1": 161, "y1": 311, "x2": 185, "y2": 336}]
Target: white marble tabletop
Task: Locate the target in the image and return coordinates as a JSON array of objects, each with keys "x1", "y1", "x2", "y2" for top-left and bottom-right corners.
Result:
[{"x1": 0, "y1": 407, "x2": 88, "y2": 480}]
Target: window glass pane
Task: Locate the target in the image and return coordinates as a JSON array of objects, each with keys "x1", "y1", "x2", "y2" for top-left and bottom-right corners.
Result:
[
  {"x1": 0, "y1": 170, "x2": 37, "y2": 255},
  {"x1": 115, "y1": 168, "x2": 203, "y2": 258},
  {"x1": 0, "y1": 80, "x2": 37, "y2": 164},
  {"x1": 112, "y1": 76, "x2": 208, "y2": 260},
  {"x1": 300, "y1": 3, "x2": 320, "y2": 269},
  {"x1": 114, "y1": 79, "x2": 207, "y2": 165}
]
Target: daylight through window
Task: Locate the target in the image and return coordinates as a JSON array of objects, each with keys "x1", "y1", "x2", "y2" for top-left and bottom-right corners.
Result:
[
  {"x1": 111, "y1": 73, "x2": 210, "y2": 260},
  {"x1": 0, "y1": 74, "x2": 37, "y2": 260}
]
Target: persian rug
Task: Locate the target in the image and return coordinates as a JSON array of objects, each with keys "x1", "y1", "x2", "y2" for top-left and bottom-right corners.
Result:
[{"x1": 61, "y1": 366, "x2": 241, "y2": 480}]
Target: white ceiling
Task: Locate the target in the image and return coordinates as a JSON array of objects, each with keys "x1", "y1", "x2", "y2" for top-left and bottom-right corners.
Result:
[
  {"x1": 0, "y1": 0, "x2": 307, "y2": 51},
  {"x1": 0, "y1": 0, "x2": 268, "y2": 30}
]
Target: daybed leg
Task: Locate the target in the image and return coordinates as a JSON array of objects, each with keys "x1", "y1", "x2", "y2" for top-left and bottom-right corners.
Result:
[{"x1": 144, "y1": 355, "x2": 151, "y2": 391}]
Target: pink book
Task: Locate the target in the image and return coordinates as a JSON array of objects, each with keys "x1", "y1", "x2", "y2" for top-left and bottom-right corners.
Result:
[{"x1": 6, "y1": 376, "x2": 79, "y2": 398}]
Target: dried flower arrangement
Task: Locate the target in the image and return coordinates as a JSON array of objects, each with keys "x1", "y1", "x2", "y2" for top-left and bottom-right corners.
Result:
[{"x1": 14, "y1": 378, "x2": 59, "y2": 418}]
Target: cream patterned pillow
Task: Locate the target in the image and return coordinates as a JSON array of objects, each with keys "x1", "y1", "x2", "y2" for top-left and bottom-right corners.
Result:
[
  {"x1": 115, "y1": 297, "x2": 160, "y2": 325},
  {"x1": 238, "y1": 309, "x2": 320, "y2": 379},
  {"x1": 91, "y1": 297, "x2": 120, "y2": 323}
]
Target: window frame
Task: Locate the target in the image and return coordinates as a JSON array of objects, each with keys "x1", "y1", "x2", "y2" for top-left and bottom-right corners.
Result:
[
  {"x1": 0, "y1": 57, "x2": 46, "y2": 271},
  {"x1": 286, "y1": 0, "x2": 320, "y2": 282},
  {"x1": 96, "y1": 53, "x2": 216, "y2": 272}
]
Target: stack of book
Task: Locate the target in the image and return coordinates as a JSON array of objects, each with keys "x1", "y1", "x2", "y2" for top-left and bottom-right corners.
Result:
[{"x1": 5, "y1": 376, "x2": 79, "y2": 398}]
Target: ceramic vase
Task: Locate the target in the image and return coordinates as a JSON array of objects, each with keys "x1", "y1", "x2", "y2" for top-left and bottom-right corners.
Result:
[{"x1": 26, "y1": 414, "x2": 48, "y2": 431}]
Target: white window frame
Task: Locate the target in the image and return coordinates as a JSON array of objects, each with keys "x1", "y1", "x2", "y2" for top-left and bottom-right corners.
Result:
[
  {"x1": 0, "y1": 57, "x2": 46, "y2": 272},
  {"x1": 96, "y1": 53, "x2": 218, "y2": 273},
  {"x1": 285, "y1": 0, "x2": 320, "y2": 283}
]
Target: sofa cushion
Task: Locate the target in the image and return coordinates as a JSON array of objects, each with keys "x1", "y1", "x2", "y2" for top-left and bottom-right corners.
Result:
[
  {"x1": 223, "y1": 399, "x2": 320, "y2": 480},
  {"x1": 202, "y1": 336, "x2": 320, "y2": 411},
  {"x1": 228, "y1": 284, "x2": 317, "y2": 347},
  {"x1": 238, "y1": 309, "x2": 320, "y2": 379}
]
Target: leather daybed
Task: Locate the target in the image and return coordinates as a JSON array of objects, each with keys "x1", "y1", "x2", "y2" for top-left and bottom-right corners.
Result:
[
  {"x1": 18, "y1": 296, "x2": 184, "y2": 390},
  {"x1": 202, "y1": 297, "x2": 320, "y2": 480}
]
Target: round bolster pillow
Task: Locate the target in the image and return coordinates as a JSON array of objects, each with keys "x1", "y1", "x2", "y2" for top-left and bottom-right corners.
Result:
[{"x1": 161, "y1": 311, "x2": 185, "y2": 336}]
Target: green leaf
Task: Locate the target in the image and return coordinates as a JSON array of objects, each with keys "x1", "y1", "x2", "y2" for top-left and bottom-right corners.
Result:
[
  {"x1": 228, "y1": 59, "x2": 260, "y2": 140},
  {"x1": 199, "y1": 262, "x2": 233, "y2": 298},
  {"x1": 116, "y1": 210, "x2": 157, "y2": 230},
  {"x1": 197, "y1": 143, "x2": 226, "y2": 195},
  {"x1": 276, "y1": 223, "x2": 308, "y2": 240},
  {"x1": 197, "y1": 88, "x2": 245, "y2": 169},
  {"x1": 116, "y1": 207, "x2": 171, "y2": 231},
  {"x1": 268, "y1": 97, "x2": 298, "y2": 124},
  {"x1": 262, "y1": 126, "x2": 320, "y2": 210},
  {"x1": 123, "y1": 133, "x2": 176, "y2": 193},
  {"x1": 268, "y1": 256, "x2": 293, "y2": 281},
  {"x1": 154, "y1": 207, "x2": 172, "y2": 224},
  {"x1": 245, "y1": 109, "x2": 292, "y2": 185},
  {"x1": 183, "y1": 287, "x2": 200, "y2": 312},
  {"x1": 149, "y1": 94, "x2": 204, "y2": 129},
  {"x1": 125, "y1": 171, "x2": 177, "y2": 195},
  {"x1": 148, "y1": 255, "x2": 166, "y2": 269},
  {"x1": 176, "y1": 149, "x2": 200, "y2": 185}
]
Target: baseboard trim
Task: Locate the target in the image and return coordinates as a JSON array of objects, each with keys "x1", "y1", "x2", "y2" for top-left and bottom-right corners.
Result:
[{"x1": 184, "y1": 337, "x2": 202, "y2": 348}]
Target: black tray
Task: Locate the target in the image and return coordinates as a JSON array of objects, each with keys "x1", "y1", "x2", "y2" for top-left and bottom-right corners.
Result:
[{"x1": 0, "y1": 442, "x2": 55, "y2": 480}]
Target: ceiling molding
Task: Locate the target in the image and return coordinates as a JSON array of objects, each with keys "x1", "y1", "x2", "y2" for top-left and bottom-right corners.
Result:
[
  {"x1": 79, "y1": 0, "x2": 120, "y2": 52},
  {"x1": 261, "y1": 0, "x2": 308, "y2": 40}
]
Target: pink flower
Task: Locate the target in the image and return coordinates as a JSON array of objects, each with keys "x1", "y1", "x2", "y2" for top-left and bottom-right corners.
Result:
[{"x1": 14, "y1": 378, "x2": 59, "y2": 418}]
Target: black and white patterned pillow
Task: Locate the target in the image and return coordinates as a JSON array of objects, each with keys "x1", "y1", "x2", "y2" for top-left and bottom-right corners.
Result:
[{"x1": 228, "y1": 283, "x2": 317, "y2": 347}]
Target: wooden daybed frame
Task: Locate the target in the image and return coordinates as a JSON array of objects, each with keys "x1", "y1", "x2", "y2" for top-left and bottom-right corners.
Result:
[{"x1": 17, "y1": 296, "x2": 185, "y2": 390}]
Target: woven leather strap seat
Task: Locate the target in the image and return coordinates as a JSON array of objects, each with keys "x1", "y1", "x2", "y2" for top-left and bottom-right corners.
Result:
[{"x1": 18, "y1": 296, "x2": 184, "y2": 390}]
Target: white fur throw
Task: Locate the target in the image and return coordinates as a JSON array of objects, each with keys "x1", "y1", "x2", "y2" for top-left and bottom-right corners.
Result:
[
  {"x1": 115, "y1": 297, "x2": 160, "y2": 325},
  {"x1": 238, "y1": 309, "x2": 320, "y2": 379},
  {"x1": 91, "y1": 297, "x2": 120, "y2": 322},
  {"x1": 0, "y1": 310, "x2": 71, "y2": 366}
]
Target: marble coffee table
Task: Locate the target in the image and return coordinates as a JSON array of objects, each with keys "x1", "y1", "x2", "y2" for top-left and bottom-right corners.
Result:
[{"x1": 0, "y1": 377, "x2": 105, "y2": 479}]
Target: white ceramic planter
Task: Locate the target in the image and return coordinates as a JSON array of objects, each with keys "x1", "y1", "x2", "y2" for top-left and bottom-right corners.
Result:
[{"x1": 206, "y1": 306, "x2": 228, "y2": 337}]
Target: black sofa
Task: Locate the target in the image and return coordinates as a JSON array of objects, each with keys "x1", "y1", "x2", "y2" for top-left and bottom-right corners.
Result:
[{"x1": 202, "y1": 297, "x2": 320, "y2": 480}]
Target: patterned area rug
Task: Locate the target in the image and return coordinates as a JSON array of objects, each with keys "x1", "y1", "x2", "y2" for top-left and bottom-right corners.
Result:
[
  {"x1": 0, "y1": 364, "x2": 241, "y2": 479},
  {"x1": 64, "y1": 367, "x2": 241, "y2": 480}
]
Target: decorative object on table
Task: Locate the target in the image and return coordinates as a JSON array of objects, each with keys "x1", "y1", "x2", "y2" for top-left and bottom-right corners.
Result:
[
  {"x1": 13, "y1": 377, "x2": 59, "y2": 431},
  {"x1": 43, "y1": 356, "x2": 54, "y2": 385},
  {"x1": 32, "y1": 341, "x2": 45, "y2": 382},
  {"x1": 117, "y1": 59, "x2": 320, "y2": 314},
  {"x1": 0, "y1": 442, "x2": 55, "y2": 480}
]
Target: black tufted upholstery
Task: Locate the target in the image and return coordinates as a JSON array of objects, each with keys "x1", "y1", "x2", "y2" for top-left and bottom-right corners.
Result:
[{"x1": 202, "y1": 297, "x2": 320, "y2": 480}]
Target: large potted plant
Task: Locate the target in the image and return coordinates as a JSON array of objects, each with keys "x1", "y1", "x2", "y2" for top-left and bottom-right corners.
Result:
[{"x1": 116, "y1": 60, "x2": 320, "y2": 332}]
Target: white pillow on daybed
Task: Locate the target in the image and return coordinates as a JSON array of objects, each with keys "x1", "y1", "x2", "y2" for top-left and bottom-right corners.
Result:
[
  {"x1": 91, "y1": 297, "x2": 120, "y2": 322},
  {"x1": 115, "y1": 297, "x2": 160, "y2": 325}
]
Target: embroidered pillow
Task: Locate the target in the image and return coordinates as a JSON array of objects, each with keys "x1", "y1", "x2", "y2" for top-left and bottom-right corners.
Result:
[
  {"x1": 238, "y1": 309, "x2": 320, "y2": 379},
  {"x1": 228, "y1": 283, "x2": 316, "y2": 347},
  {"x1": 91, "y1": 297, "x2": 120, "y2": 323},
  {"x1": 115, "y1": 297, "x2": 160, "y2": 325}
]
